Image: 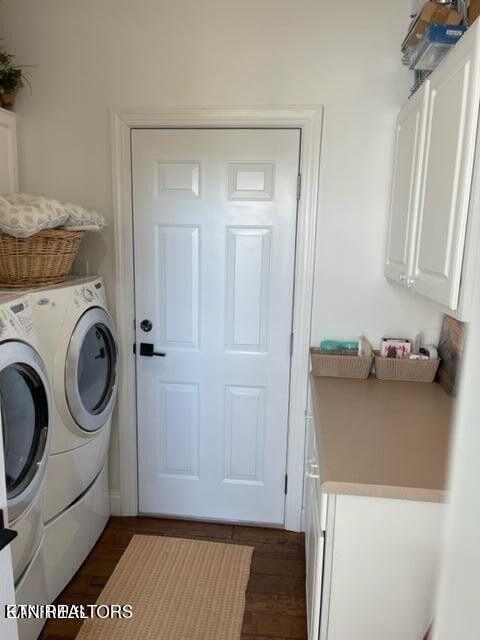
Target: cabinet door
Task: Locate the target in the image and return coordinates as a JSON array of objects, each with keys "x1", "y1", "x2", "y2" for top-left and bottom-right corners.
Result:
[
  {"x1": 305, "y1": 475, "x2": 324, "y2": 640},
  {"x1": 325, "y1": 496, "x2": 444, "y2": 640},
  {"x1": 303, "y1": 378, "x2": 315, "y2": 515},
  {"x1": 0, "y1": 108, "x2": 18, "y2": 194},
  {"x1": 413, "y1": 26, "x2": 480, "y2": 309},
  {"x1": 0, "y1": 414, "x2": 19, "y2": 640},
  {"x1": 385, "y1": 84, "x2": 429, "y2": 285},
  {"x1": 305, "y1": 411, "x2": 325, "y2": 640}
]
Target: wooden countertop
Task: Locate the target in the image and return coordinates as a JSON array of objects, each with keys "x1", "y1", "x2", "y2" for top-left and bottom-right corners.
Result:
[{"x1": 311, "y1": 374, "x2": 454, "y2": 503}]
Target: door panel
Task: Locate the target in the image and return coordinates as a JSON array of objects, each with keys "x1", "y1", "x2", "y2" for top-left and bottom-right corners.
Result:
[
  {"x1": 155, "y1": 225, "x2": 200, "y2": 349},
  {"x1": 413, "y1": 34, "x2": 480, "y2": 308},
  {"x1": 225, "y1": 227, "x2": 271, "y2": 353},
  {"x1": 224, "y1": 385, "x2": 265, "y2": 483},
  {"x1": 159, "y1": 382, "x2": 199, "y2": 478},
  {"x1": 133, "y1": 129, "x2": 300, "y2": 524}
]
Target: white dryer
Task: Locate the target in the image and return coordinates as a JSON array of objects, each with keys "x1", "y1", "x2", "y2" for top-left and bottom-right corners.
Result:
[
  {"x1": 29, "y1": 276, "x2": 119, "y2": 522},
  {"x1": 0, "y1": 293, "x2": 51, "y2": 640}
]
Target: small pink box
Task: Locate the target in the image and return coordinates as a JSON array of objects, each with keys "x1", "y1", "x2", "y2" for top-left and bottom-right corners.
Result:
[{"x1": 380, "y1": 338, "x2": 411, "y2": 359}]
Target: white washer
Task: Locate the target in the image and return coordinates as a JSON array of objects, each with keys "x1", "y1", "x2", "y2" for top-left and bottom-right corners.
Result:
[
  {"x1": 28, "y1": 276, "x2": 118, "y2": 601},
  {"x1": 28, "y1": 276, "x2": 119, "y2": 523},
  {"x1": 0, "y1": 293, "x2": 52, "y2": 640},
  {"x1": 43, "y1": 460, "x2": 110, "y2": 602}
]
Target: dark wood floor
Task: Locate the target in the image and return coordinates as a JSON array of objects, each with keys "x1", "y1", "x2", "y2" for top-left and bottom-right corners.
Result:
[{"x1": 39, "y1": 516, "x2": 307, "y2": 640}]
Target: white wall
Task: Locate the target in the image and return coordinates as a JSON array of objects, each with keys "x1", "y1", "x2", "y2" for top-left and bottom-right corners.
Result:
[
  {"x1": 1, "y1": 0, "x2": 443, "y2": 496},
  {"x1": 433, "y1": 266, "x2": 480, "y2": 640}
]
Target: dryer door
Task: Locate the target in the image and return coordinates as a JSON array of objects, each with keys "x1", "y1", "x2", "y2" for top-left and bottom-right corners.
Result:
[
  {"x1": 0, "y1": 341, "x2": 51, "y2": 523},
  {"x1": 65, "y1": 307, "x2": 118, "y2": 432}
]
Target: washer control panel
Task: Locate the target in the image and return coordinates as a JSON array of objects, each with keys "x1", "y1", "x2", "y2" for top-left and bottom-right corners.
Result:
[
  {"x1": 82, "y1": 287, "x2": 94, "y2": 302},
  {"x1": 0, "y1": 296, "x2": 34, "y2": 340},
  {"x1": 72, "y1": 279, "x2": 106, "y2": 311}
]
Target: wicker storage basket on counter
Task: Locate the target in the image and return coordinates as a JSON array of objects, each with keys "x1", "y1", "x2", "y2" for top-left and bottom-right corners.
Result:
[
  {"x1": 0, "y1": 229, "x2": 85, "y2": 288},
  {"x1": 311, "y1": 349, "x2": 373, "y2": 380},
  {"x1": 374, "y1": 353, "x2": 440, "y2": 383}
]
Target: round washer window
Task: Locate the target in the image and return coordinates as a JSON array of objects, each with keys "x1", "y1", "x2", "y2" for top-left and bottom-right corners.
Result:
[
  {"x1": 0, "y1": 362, "x2": 49, "y2": 500},
  {"x1": 77, "y1": 323, "x2": 117, "y2": 416}
]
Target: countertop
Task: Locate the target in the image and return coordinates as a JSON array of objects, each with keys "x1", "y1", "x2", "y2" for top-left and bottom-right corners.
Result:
[{"x1": 311, "y1": 374, "x2": 454, "y2": 503}]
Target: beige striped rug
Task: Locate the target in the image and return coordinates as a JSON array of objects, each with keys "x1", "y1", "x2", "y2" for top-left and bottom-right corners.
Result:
[{"x1": 76, "y1": 534, "x2": 254, "y2": 640}]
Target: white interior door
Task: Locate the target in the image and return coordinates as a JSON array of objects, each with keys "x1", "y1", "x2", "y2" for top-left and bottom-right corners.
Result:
[
  {"x1": 0, "y1": 411, "x2": 19, "y2": 640},
  {"x1": 132, "y1": 128, "x2": 300, "y2": 524}
]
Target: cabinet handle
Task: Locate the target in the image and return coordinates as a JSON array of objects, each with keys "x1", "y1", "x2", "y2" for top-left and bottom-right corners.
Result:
[
  {"x1": 399, "y1": 273, "x2": 407, "y2": 283},
  {"x1": 307, "y1": 462, "x2": 321, "y2": 479}
]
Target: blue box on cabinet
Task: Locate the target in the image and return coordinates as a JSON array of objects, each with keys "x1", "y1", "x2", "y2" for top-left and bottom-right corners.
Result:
[{"x1": 411, "y1": 23, "x2": 467, "y2": 71}]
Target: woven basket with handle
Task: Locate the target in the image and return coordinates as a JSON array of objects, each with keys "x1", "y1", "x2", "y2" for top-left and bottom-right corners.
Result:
[
  {"x1": 0, "y1": 228, "x2": 85, "y2": 288},
  {"x1": 374, "y1": 354, "x2": 440, "y2": 383},
  {"x1": 311, "y1": 349, "x2": 373, "y2": 379}
]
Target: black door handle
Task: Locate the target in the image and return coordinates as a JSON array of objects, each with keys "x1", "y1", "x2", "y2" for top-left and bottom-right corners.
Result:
[
  {"x1": 139, "y1": 343, "x2": 166, "y2": 358},
  {"x1": 0, "y1": 510, "x2": 17, "y2": 552}
]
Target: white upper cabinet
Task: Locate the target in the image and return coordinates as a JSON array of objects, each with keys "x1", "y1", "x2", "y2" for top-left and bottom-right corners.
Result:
[
  {"x1": 386, "y1": 21, "x2": 480, "y2": 316},
  {"x1": 0, "y1": 108, "x2": 18, "y2": 194},
  {"x1": 385, "y1": 83, "x2": 429, "y2": 285},
  {"x1": 414, "y1": 26, "x2": 480, "y2": 309}
]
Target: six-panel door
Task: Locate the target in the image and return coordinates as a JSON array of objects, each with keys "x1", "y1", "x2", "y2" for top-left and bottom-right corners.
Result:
[{"x1": 132, "y1": 129, "x2": 300, "y2": 524}]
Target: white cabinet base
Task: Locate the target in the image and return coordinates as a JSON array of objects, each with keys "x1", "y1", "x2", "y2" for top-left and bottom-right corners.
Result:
[{"x1": 320, "y1": 494, "x2": 444, "y2": 640}]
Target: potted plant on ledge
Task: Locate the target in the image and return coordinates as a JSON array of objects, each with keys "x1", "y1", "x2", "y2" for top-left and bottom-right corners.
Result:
[{"x1": 0, "y1": 47, "x2": 28, "y2": 109}]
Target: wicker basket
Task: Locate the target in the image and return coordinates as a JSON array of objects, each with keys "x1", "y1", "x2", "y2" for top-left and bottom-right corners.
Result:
[
  {"x1": 311, "y1": 349, "x2": 373, "y2": 380},
  {"x1": 374, "y1": 354, "x2": 440, "y2": 383},
  {"x1": 0, "y1": 229, "x2": 85, "y2": 288}
]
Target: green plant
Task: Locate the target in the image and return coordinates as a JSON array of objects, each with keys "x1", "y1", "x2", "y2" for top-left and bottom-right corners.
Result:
[{"x1": 0, "y1": 47, "x2": 29, "y2": 100}]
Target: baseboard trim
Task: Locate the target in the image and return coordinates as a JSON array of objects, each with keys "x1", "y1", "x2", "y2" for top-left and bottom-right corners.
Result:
[{"x1": 109, "y1": 491, "x2": 121, "y2": 516}]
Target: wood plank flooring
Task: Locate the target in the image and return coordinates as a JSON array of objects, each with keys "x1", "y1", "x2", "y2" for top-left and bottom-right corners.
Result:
[{"x1": 39, "y1": 516, "x2": 307, "y2": 640}]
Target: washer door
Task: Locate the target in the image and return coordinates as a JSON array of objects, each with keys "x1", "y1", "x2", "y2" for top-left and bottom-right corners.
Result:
[
  {"x1": 0, "y1": 341, "x2": 51, "y2": 523},
  {"x1": 65, "y1": 307, "x2": 118, "y2": 432}
]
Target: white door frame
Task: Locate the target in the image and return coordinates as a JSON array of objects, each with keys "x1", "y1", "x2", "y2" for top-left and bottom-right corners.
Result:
[{"x1": 111, "y1": 106, "x2": 323, "y2": 531}]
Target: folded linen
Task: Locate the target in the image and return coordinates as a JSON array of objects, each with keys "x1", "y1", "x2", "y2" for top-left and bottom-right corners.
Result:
[
  {"x1": 61, "y1": 201, "x2": 107, "y2": 232},
  {"x1": 0, "y1": 193, "x2": 69, "y2": 238},
  {"x1": 0, "y1": 193, "x2": 107, "y2": 237}
]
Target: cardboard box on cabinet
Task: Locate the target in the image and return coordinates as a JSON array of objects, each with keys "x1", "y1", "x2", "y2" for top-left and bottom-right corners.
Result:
[
  {"x1": 411, "y1": 0, "x2": 426, "y2": 16},
  {"x1": 469, "y1": 0, "x2": 480, "y2": 24},
  {"x1": 403, "y1": 1, "x2": 463, "y2": 49}
]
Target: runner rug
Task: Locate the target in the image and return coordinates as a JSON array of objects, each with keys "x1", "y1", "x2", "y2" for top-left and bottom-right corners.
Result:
[{"x1": 76, "y1": 534, "x2": 253, "y2": 640}]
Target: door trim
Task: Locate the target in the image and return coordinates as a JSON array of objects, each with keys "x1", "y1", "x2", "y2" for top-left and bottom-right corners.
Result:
[{"x1": 111, "y1": 106, "x2": 324, "y2": 531}]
